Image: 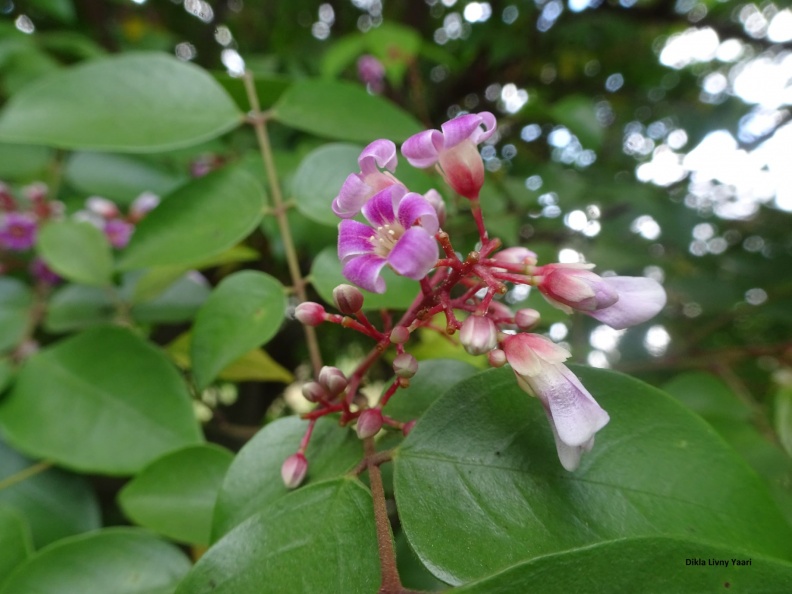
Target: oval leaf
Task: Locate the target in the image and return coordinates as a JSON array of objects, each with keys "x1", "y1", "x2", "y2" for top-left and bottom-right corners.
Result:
[
  {"x1": 394, "y1": 366, "x2": 792, "y2": 585},
  {"x1": 0, "y1": 278, "x2": 32, "y2": 353},
  {"x1": 0, "y1": 326, "x2": 203, "y2": 474},
  {"x1": 191, "y1": 271, "x2": 286, "y2": 390},
  {"x1": 0, "y1": 52, "x2": 243, "y2": 152},
  {"x1": 44, "y1": 284, "x2": 116, "y2": 333},
  {"x1": 272, "y1": 79, "x2": 422, "y2": 142},
  {"x1": 118, "y1": 444, "x2": 233, "y2": 545},
  {"x1": 118, "y1": 167, "x2": 265, "y2": 270},
  {"x1": 179, "y1": 479, "x2": 379, "y2": 594},
  {"x1": 37, "y1": 220, "x2": 113, "y2": 287},
  {"x1": 293, "y1": 143, "x2": 361, "y2": 226},
  {"x1": 0, "y1": 505, "x2": 32, "y2": 583},
  {"x1": 0, "y1": 528, "x2": 191, "y2": 594}
]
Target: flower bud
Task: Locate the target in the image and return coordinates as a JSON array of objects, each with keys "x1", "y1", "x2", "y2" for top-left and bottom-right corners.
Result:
[
  {"x1": 356, "y1": 408, "x2": 383, "y2": 439},
  {"x1": 129, "y1": 192, "x2": 160, "y2": 222},
  {"x1": 402, "y1": 419, "x2": 416, "y2": 436},
  {"x1": 493, "y1": 247, "x2": 538, "y2": 271},
  {"x1": 318, "y1": 366, "x2": 348, "y2": 398},
  {"x1": 459, "y1": 315, "x2": 498, "y2": 356},
  {"x1": 423, "y1": 189, "x2": 447, "y2": 227},
  {"x1": 86, "y1": 196, "x2": 120, "y2": 219},
  {"x1": 333, "y1": 284, "x2": 364, "y2": 315},
  {"x1": 281, "y1": 452, "x2": 308, "y2": 489},
  {"x1": 294, "y1": 302, "x2": 326, "y2": 326},
  {"x1": 301, "y1": 381, "x2": 327, "y2": 403},
  {"x1": 488, "y1": 348, "x2": 507, "y2": 368},
  {"x1": 390, "y1": 326, "x2": 410, "y2": 344},
  {"x1": 393, "y1": 353, "x2": 418, "y2": 378},
  {"x1": 515, "y1": 308, "x2": 541, "y2": 330},
  {"x1": 104, "y1": 219, "x2": 134, "y2": 249}
]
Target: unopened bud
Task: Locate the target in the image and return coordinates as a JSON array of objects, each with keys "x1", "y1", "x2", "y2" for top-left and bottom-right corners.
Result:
[
  {"x1": 493, "y1": 247, "x2": 537, "y2": 270},
  {"x1": 333, "y1": 284, "x2": 364, "y2": 315},
  {"x1": 86, "y1": 196, "x2": 120, "y2": 219},
  {"x1": 281, "y1": 452, "x2": 308, "y2": 489},
  {"x1": 424, "y1": 189, "x2": 447, "y2": 227},
  {"x1": 515, "y1": 308, "x2": 541, "y2": 330},
  {"x1": 459, "y1": 315, "x2": 498, "y2": 356},
  {"x1": 488, "y1": 348, "x2": 507, "y2": 368},
  {"x1": 393, "y1": 353, "x2": 418, "y2": 378},
  {"x1": 294, "y1": 302, "x2": 326, "y2": 326},
  {"x1": 356, "y1": 408, "x2": 383, "y2": 439},
  {"x1": 318, "y1": 366, "x2": 348, "y2": 397},
  {"x1": 390, "y1": 326, "x2": 410, "y2": 344},
  {"x1": 301, "y1": 381, "x2": 327, "y2": 403},
  {"x1": 129, "y1": 192, "x2": 160, "y2": 222},
  {"x1": 402, "y1": 419, "x2": 417, "y2": 436}
]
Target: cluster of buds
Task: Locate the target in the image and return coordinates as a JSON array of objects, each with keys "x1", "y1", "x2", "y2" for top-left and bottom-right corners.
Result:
[
  {"x1": 285, "y1": 112, "x2": 666, "y2": 486},
  {"x1": 75, "y1": 192, "x2": 159, "y2": 249}
]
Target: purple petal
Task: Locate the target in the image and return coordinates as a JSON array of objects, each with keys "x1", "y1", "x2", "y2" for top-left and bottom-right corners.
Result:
[
  {"x1": 387, "y1": 227, "x2": 438, "y2": 280},
  {"x1": 469, "y1": 112, "x2": 497, "y2": 144},
  {"x1": 401, "y1": 130, "x2": 443, "y2": 168},
  {"x1": 362, "y1": 186, "x2": 398, "y2": 227},
  {"x1": 343, "y1": 253, "x2": 388, "y2": 293},
  {"x1": 358, "y1": 140, "x2": 397, "y2": 174},
  {"x1": 332, "y1": 173, "x2": 370, "y2": 219},
  {"x1": 338, "y1": 220, "x2": 376, "y2": 263},
  {"x1": 396, "y1": 193, "x2": 439, "y2": 235},
  {"x1": 440, "y1": 114, "x2": 486, "y2": 148},
  {"x1": 587, "y1": 276, "x2": 667, "y2": 329}
]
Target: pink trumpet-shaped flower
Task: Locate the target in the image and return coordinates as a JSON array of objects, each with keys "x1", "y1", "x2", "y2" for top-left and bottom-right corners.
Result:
[
  {"x1": 535, "y1": 264, "x2": 666, "y2": 330},
  {"x1": 401, "y1": 112, "x2": 497, "y2": 199},
  {"x1": 338, "y1": 184, "x2": 439, "y2": 293},
  {"x1": 332, "y1": 140, "x2": 402, "y2": 218},
  {"x1": 502, "y1": 333, "x2": 610, "y2": 471}
]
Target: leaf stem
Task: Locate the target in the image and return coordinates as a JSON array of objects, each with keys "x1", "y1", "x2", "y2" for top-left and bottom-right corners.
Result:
[{"x1": 0, "y1": 460, "x2": 52, "y2": 491}]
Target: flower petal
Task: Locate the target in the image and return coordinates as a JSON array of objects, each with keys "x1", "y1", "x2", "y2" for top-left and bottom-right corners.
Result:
[
  {"x1": 401, "y1": 130, "x2": 443, "y2": 168},
  {"x1": 332, "y1": 173, "x2": 371, "y2": 218},
  {"x1": 503, "y1": 333, "x2": 570, "y2": 377},
  {"x1": 338, "y1": 220, "x2": 376, "y2": 263},
  {"x1": 545, "y1": 414, "x2": 593, "y2": 472},
  {"x1": 387, "y1": 227, "x2": 438, "y2": 280},
  {"x1": 342, "y1": 253, "x2": 388, "y2": 293},
  {"x1": 358, "y1": 139, "x2": 397, "y2": 174},
  {"x1": 440, "y1": 112, "x2": 496, "y2": 148},
  {"x1": 362, "y1": 186, "x2": 398, "y2": 227},
  {"x1": 587, "y1": 276, "x2": 667, "y2": 329},
  {"x1": 396, "y1": 192, "x2": 439, "y2": 235}
]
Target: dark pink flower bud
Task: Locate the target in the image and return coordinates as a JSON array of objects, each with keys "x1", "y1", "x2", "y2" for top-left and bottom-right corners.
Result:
[
  {"x1": 402, "y1": 419, "x2": 416, "y2": 436},
  {"x1": 493, "y1": 247, "x2": 538, "y2": 271},
  {"x1": 357, "y1": 54, "x2": 385, "y2": 93},
  {"x1": 393, "y1": 353, "x2": 418, "y2": 378},
  {"x1": 390, "y1": 326, "x2": 410, "y2": 344},
  {"x1": 515, "y1": 308, "x2": 541, "y2": 330},
  {"x1": 488, "y1": 348, "x2": 507, "y2": 367},
  {"x1": 281, "y1": 452, "x2": 308, "y2": 489},
  {"x1": 104, "y1": 219, "x2": 134, "y2": 249},
  {"x1": 459, "y1": 315, "x2": 498, "y2": 356},
  {"x1": 318, "y1": 366, "x2": 348, "y2": 398},
  {"x1": 294, "y1": 302, "x2": 326, "y2": 326},
  {"x1": 356, "y1": 408, "x2": 383, "y2": 439},
  {"x1": 86, "y1": 196, "x2": 120, "y2": 219},
  {"x1": 535, "y1": 264, "x2": 618, "y2": 313},
  {"x1": 0, "y1": 183, "x2": 16, "y2": 211},
  {"x1": 333, "y1": 284, "x2": 364, "y2": 314},
  {"x1": 301, "y1": 381, "x2": 328, "y2": 403}
]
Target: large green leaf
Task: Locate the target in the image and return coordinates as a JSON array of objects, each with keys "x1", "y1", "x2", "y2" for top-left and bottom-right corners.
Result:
[
  {"x1": 118, "y1": 444, "x2": 233, "y2": 545},
  {"x1": 272, "y1": 79, "x2": 422, "y2": 142},
  {"x1": 212, "y1": 416, "x2": 362, "y2": 540},
  {"x1": 453, "y1": 537, "x2": 792, "y2": 593},
  {"x1": 0, "y1": 327, "x2": 203, "y2": 474},
  {"x1": 310, "y1": 246, "x2": 420, "y2": 311},
  {"x1": 190, "y1": 271, "x2": 286, "y2": 390},
  {"x1": 0, "y1": 439, "x2": 100, "y2": 548},
  {"x1": 292, "y1": 143, "x2": 360, "y2": 226},
  {"x1": 0, "y1": 528, "x2": 191, "y2": 594},
  {"x1": 0, "y1": 278, "x2": 31, "y2": 353},
  {"x1": 178, "y1": 479, "x2": 380, "y2": 594},
  {"x1": 0, "y1": 52, "x2": 242, "y2": 152},
  {"x1": 43, "y1": 284, "x2": 116, "y2": 333},
  {"x1": 0, "y1": 505, "x2": 32, "y2": 584},
  {"x1": 118, "y1": 167, "x2": 265, "y2": 270},
  {"x1": 394, "y1": 366, "x2": 792, "y2": 585},
  {"x1": 37, "y1": 220, "x2": 113, "y2": 287},
  {"x1": 0, "y1": 143, "x2": 51, "y2": 180}
]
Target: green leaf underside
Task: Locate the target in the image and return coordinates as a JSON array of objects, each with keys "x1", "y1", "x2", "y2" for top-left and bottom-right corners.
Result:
[
  {"x1": 0, "y1": 326, "x2": 202, "y2": 474},
  {"x1": 118, "y1": 444, "x2": 234, "y2": 545},
  {"x1": 177, "y1": 479, "x2": 380, "y2": 594},
  {"x1": 37, "y1": 220, "x2": 113, "y2": 287},
  {"x1": 118, "y1": 166, "x2": 265, "y2": 270},
  {"x1": 394, "y1": 365, "x2": 792, "y2": 585},
  {"x1": 212, "y1": 416, "x2": 363, "y2": 540},
  {"x1": 190, "y1": 270, "x2": 286, "y2": 390},
  {"x1": 453, "y1": 537, "x2": 792, "y2": 593},
  {"x1": 0, "y1": 528, "x2": 191, "y2": 594},
  {"x1": 0, "y1": 52, "x2": 242, "y2": 152}
]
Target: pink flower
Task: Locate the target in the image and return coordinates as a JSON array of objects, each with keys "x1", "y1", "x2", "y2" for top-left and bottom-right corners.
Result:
[
  {"x1": 401, "y1": 112, "x2": 497, "y2": 199},
  {"x1": 338, "y1": 184, "x2": 438, "y2": 293},
  {"x1": 357, "y1": 54, "x2": 385, "y2": 94},
  {"x1": 103, "y1": 219, "x2": 134, "y2": 249},
  {"x1": 535, "y1": 264, "x2": 666, "y2": 330},
  {"x1": 0, "y1": 212, "x2": 37, "y2": 251},
  {"x1": 502, "y1": 333, "x2": 609, "y2": 471},
  {"x1": 332, "y1": 140, "x2": 402, "y2": 219},
  {"x1": 281, "y1": 453, "x2": 308, "y2": 489}
]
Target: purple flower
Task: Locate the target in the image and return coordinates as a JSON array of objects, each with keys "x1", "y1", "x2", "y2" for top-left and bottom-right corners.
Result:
[
  {"x1": 0, "y1": 212, "x2": 37, "y2": 251},
  {"x1": 338, "y1": 184, "x2": 439, "y2": 293},
  {"x1": 535, "y1": 264, "x2": 667, "y2": 329},
  {"x1": 502, "y1": 333, "x2": 610, "y2": 471},
  {"x1": 401, "y1": 112, "x2": 497, "y2": 199},
  {"x1": 103, "y1": 219, "x2": 134, "y2": 249},
  {"x1": 332, "y1": 140, "x2": 401, "y2": 219},
  {"x1": 29, "y1": 257, "x2": 61, "y2": 285},
  {"x1": 357, "y1": 54, "x2": 385, "y2": 93}
]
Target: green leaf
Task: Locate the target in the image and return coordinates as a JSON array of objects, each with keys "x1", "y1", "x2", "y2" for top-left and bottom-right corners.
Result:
[
  {"x1": 43, "y1": 284, "x2": 116, "y2": 333},
  {"x1": 214, "y1": 72, "x2": 291, "y2": 112},
  {"x1": 0, "y1": 505, "x2": 32, "y2": 585},
  {"x1": 0, "y1": 52, "x2": 242, "y2": 152},
  {"x1": 453, "y1": 537, "x2": 792, "y2": 594},
  {"x1": 118, "y1": 445, "x2": 233, "y2": 545},
  {"x1": 191, "y1": 271, "x2": 286, "y2": 390},
  {"x1": 178, "y1": 479, "x2": 379, "y2": 594},
  {"x1": 272, "y1": 79, "x2": 422, "y2": 143},
  {"x1": 28, "y1": 0, "x2": 76, "y2": 23},
  {"x1": 0, "y1": 528, "x2": 191, "y2": 594},
  {"x1": 37, "y1": 220, "x2": 113, "y2": 287},
  {"x1": 0, "y1": 143, "x2": 51, "y2": 180},
  {"x1": 118, "y1": 167, "x2": 265, "y2": 270},
  {"x1": 0, "y1": 439, "x2": 100, "y2": 548},
  {"x1": 549, "y1": 95, "x2": 603, "y2": 150},
  {"x1": 310, "y1": 246, "x2": 419, "y2": 311},
  {"x1": 0, "y1": 326, "x2": 203, "y2": 474},
  {"x1": 293, "y1": 143, "x2": 360, "y2": 226},
  {"x1": 126, "y1": 271, "x2": 211, "y2": 325},
  {"x1": 212, "y1": 416, "x2": 362, "y2": 540},
  {"x1": 394, "y1": 366, "x2": 792, "y2": 585},
  {"x1": 0, "y1": 278, "x2": 32, "y2": 353}
]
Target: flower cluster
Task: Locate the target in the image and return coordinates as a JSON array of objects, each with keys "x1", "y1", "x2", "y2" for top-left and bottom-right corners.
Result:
[{"x1": 287, "y1": 112, "x2": 667, "y2": 486}]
